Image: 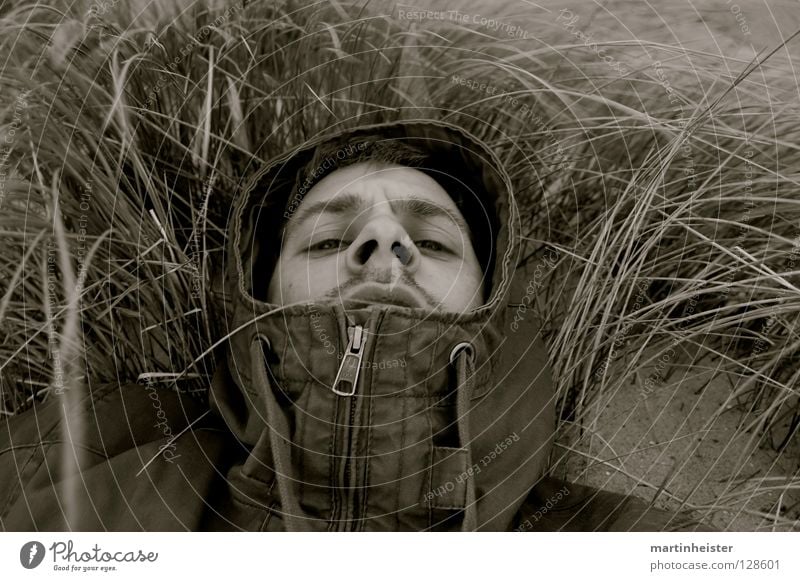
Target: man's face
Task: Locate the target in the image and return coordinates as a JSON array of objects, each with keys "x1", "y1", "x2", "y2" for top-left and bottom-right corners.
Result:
[{"x1": 267, "y1": 162, "x2": 484, "y2": 312}]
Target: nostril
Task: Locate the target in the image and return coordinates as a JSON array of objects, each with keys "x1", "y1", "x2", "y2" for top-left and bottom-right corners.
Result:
[
  {"x1": 356, "y1": 239, "x2": 377, "y2": 265},
  {"x1": 391, "y1": 241, "x2": 411, "y2": 266}
]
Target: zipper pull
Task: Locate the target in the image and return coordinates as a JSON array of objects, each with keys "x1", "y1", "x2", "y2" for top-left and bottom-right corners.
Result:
[{"x1": 332, "y1": 325, "x2": 366, "y2": 396}]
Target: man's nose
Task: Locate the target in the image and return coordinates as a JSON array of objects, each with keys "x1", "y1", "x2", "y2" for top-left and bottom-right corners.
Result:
[{"x1": 344, "y1": 217, "x2": 420, "y2": 275}]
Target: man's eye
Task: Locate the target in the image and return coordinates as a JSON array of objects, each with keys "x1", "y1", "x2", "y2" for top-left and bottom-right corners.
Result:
[
  {"x1": 416, "y1": 240, "x2": 448, "y2": 253},
  {"x1": 308, "y1": 239, "x2": 350, "y2": 252}
]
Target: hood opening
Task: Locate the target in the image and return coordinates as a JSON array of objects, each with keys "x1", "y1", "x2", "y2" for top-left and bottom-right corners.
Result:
[{"x1": 240, "y1": 122, "x2": 512, "y2": 310}]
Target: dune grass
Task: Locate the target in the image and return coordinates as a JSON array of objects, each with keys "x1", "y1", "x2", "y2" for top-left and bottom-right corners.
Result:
[{"x1": 0, "y1": 0, "x2": 797, "y2": 529}]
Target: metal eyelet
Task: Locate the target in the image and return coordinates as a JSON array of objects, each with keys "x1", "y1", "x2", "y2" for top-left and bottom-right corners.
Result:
[{"x1": 449, "y1": 342, "x2": 475, "y2": 365}]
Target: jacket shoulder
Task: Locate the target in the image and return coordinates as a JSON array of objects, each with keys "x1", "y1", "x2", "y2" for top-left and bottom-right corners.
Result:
[
  {"x1": 0, "y1": 382, "x2": 231, "y2": 531},
  {"x1": 1, "y1": 382, "x2": 207, "y2": 453}
]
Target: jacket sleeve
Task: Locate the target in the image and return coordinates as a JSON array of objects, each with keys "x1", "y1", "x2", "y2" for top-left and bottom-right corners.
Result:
[
  {"x1": 0, "y1": 388, "x2": 66, "y2": 531},
  {"x1": 0, "y1": 382, "x2": 221, "y2": 531},
  {"x1": 513, "y1": 476, "x2": 716, "y2": 532}
]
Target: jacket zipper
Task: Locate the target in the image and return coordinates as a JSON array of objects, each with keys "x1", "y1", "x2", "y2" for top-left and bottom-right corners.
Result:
[
  {"x1": 331, "y1": 322, "x2": 368, "y2": 530},
  {"x1": 332, "y1": 325, "x2": 366, "y2": 396}
]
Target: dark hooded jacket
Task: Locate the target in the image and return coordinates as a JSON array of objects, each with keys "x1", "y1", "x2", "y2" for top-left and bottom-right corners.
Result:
[{"x1": 0, "y1": 121, "x2": 704, "y2": 531}]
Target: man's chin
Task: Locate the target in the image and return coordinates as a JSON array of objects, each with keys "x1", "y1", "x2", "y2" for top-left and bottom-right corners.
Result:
[
  {"x1": 340, "y1": 297, "x2": 423, "y2": 310},
  {"x1": 307, "y1": 296, "x2": 420, "y2": 311},
  {"x1": 306, "y1": 296, "x2": 433, "y2": 313},
  {"x1": 325, "y1": 283, "x2": 433, "y2": 311}
]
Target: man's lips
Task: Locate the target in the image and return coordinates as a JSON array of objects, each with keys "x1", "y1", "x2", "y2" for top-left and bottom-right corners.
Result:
[{"x1": 341, "y1": 284, "x2": 424, "y2": 308}]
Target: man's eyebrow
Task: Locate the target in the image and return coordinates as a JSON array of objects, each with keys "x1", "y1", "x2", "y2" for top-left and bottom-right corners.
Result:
[
  {"x1": 287, "y1": 192, "x2": 470, "y2": 235},
  {"x1": 388, "y1": 196, "x2": 471, "y2": 235},
  {"x1": 289, "y1": 193, "x2": 366, "y2": 228}
]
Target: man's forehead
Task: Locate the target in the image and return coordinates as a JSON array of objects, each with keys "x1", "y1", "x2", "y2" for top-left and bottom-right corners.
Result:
[
  {"x1": 286, "y1": 162, "x2": 470, "y2": 231},
  {"x1": 298, "y1": 162, "x2": 459, "y2": 209}
]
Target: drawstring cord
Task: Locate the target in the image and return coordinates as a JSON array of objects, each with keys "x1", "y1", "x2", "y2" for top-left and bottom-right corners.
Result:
[
  {"x1": 451, "y1": 343, "x2": 479, "y2": 532},
  {"x1": 250, "y1": 336, "x2": 310, "y2": 532}
]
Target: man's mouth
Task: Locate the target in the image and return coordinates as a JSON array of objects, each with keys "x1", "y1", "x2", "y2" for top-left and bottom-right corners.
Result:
[{"x1": 341, "y1": 284, "x2": 425, "y2": 308}]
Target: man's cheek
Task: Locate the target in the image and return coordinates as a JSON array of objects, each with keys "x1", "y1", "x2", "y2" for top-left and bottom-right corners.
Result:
[
  {"x1": 414, "y1": 265, "x2": 448, "y2": 301},
  {"x1": 424, "y1": 261, "x2": 483, "y2": 310},
  {"x1": 304, "y1": 263, "x2": 340, "y2": 300},
  {"x1": 284, "y1": 281, "x2": 298, "y2": 300}
]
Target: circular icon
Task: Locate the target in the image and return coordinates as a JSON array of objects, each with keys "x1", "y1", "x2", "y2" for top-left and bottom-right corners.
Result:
[{"x1": 20, "y1": 541, "x2": 46, "y2": 569}]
